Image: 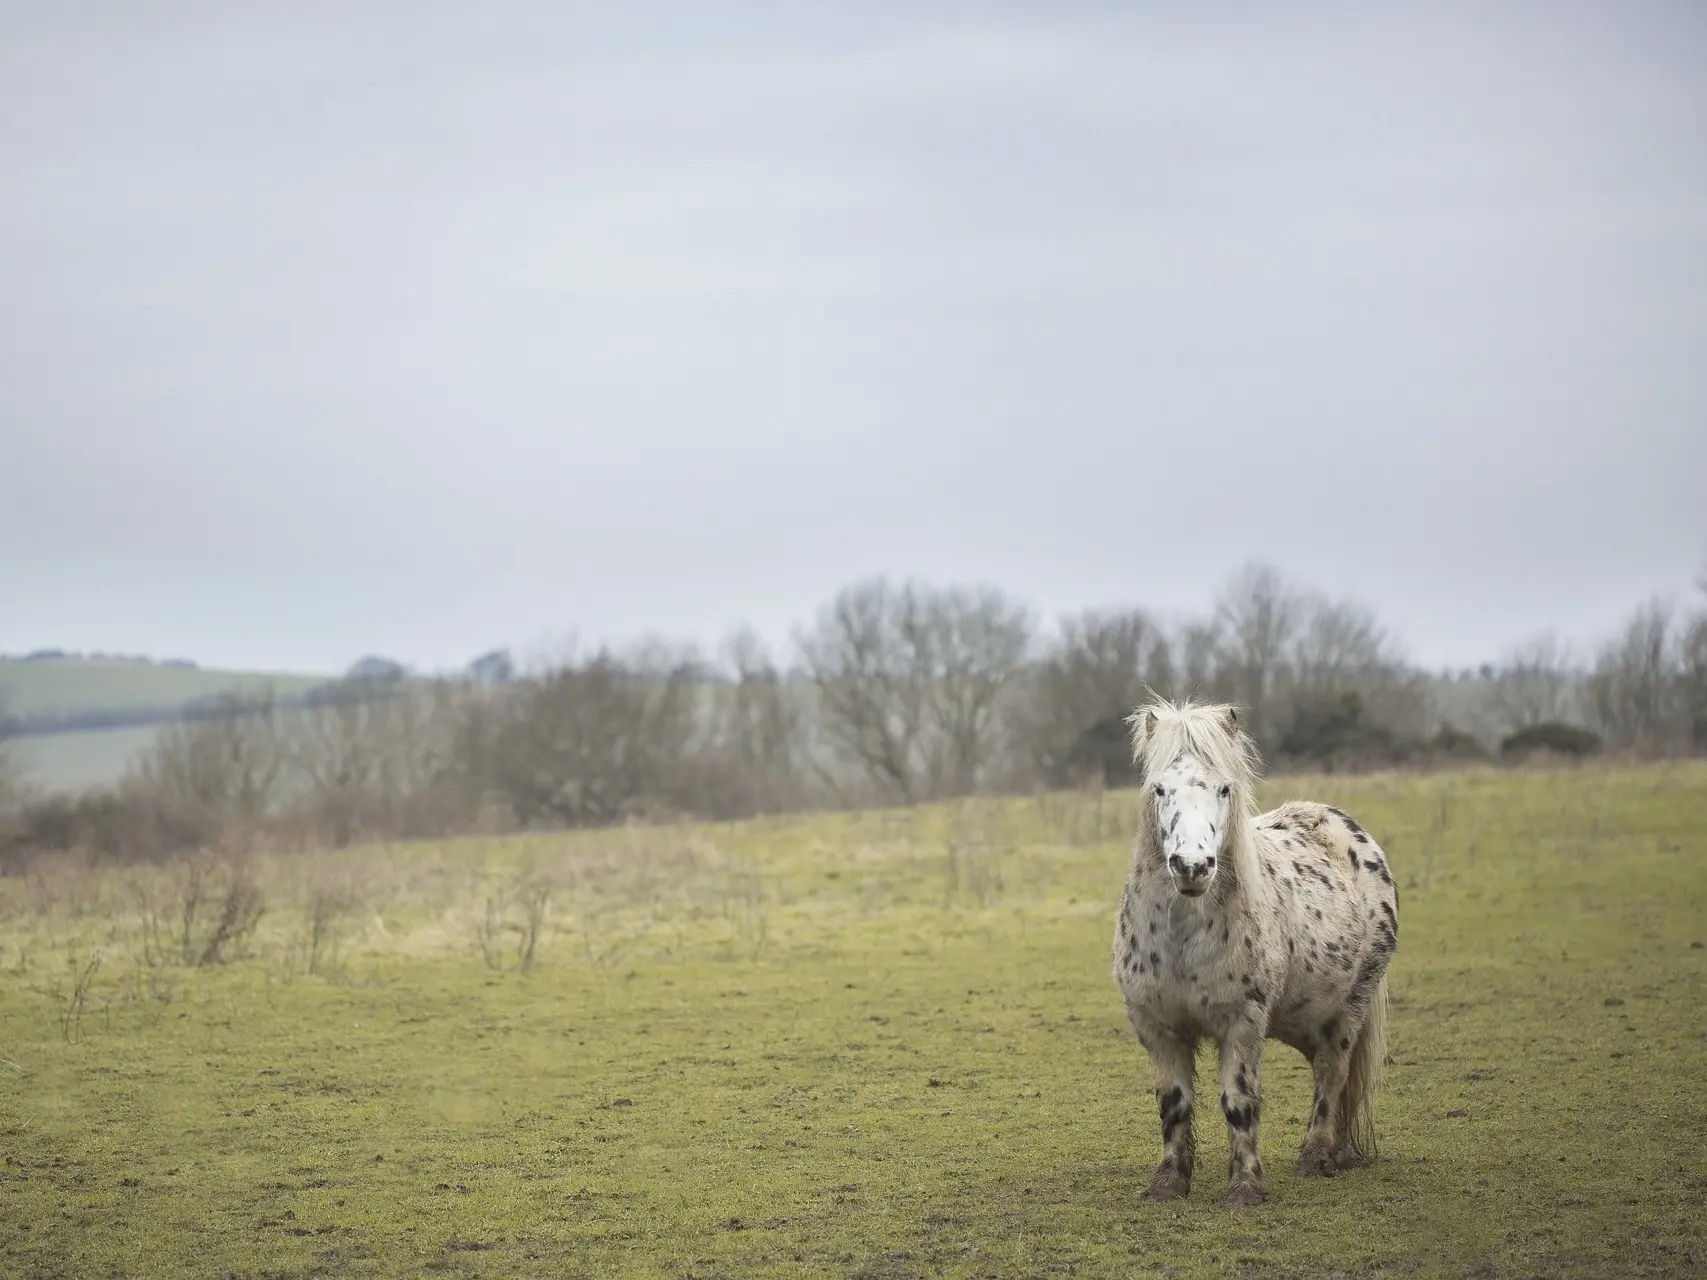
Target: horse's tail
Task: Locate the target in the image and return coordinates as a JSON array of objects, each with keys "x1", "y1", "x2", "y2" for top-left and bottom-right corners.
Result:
[{"x1": 1343, "y1": 974, "x2": 1388, "y2": 1162}]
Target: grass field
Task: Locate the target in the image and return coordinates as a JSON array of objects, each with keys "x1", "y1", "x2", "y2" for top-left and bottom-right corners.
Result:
[{"x1": 1, "y1": 765, "x2": 1704, "y2": 1278}]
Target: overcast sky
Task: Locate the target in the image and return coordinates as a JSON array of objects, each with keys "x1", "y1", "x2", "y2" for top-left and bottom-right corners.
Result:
[{"x1": 3, "y1": 1, "x2": 1704, "y2": 676}]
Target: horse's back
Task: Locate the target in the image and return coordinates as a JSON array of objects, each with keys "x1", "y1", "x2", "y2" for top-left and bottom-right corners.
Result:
[{"x1": 1256, "y1": 800, "x2": 1395, "y2": 908}]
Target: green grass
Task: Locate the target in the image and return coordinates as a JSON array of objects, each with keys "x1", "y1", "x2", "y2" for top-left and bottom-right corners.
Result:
[
  {"x1": 1, "y1": 766, "x2": 1704, "y2": 1278},
  {"x1": 0, "y1": 657, "x2": 329, "y2": 721}
]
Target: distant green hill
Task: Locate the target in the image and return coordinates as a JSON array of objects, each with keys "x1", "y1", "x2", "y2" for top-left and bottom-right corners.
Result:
[
  {"x1": 0, "y1": 657, "x2": 330, "y2": 724},
  {"x1": 7, "y1": 725, "x2": 163, "y2": 794},
  {"x1": 0, "y1": 657, "x2": 337, "y2": 795}
]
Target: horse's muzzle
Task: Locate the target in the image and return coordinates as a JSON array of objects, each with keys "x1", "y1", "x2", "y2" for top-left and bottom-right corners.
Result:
[{"x1": 1168, "y1": 854, "x2": 1216, "y2": 897}]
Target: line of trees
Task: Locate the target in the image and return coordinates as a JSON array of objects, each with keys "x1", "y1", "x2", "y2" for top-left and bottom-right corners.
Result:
[{"x1": 3, "y1": 560, "x2": 1703, "y2": 869}]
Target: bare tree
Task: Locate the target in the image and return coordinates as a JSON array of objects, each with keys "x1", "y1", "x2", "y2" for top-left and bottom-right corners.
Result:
[
  {"x1": 465, "y1": 648, "x2": 514, "y2": 685},
  {"x1": 1213, "y1": 563, "x2": 1303, "y2": 750},
  {"x1": 713, "y1": 629, "x2": 805, "y2": 809},
  {"x1": 291, "y1": 691, "x2": 394, "y2": 844},
  {"x1": 1588, "y1": 600, "x2": 1680, "y2": 750},
  {"x1": 132, "y1": 692, "x2": 285, "y2": 823},
  {"x1": 795, "y1": 578, "x2": 1032, "y2": 801},
  {"x1": 1016, "y1": 608, "x2": 1174, "y2": 786},
  {"x1": 1176, "y1": 620, "x2": 1224, "y2": 700},
  {"x1": 1682, "y1": 565, "x2": 1707, "y2": 751},
  {"x1": 924, "y1": 585, "x2": 1034, "y2": 795},
  {"x1": 796, "y1": 579, "x2": 934, "y2": 802},
  {"x1": 1288, "y1": 596, "x2": 1394, "y2": 696},
  {"x1": 1489, "y1": 633, "x2": 1576, "y2": 732},
  {"x1": 0, "y1": 698, "x2": 18, "y2": 814}
]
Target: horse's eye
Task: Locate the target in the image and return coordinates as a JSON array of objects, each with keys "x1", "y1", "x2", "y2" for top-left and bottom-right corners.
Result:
[
  {"x1": 1154, "y1": 784, "x2": 1165, "y2": 798},
  {"x1": 1218, "y1": 784, "x2": 1231, "y2": 798}
]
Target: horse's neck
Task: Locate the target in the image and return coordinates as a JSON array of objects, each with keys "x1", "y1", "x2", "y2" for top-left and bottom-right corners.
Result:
[{"x1": 1223, "y1": 814, "x2": 1272, "y2": 912}]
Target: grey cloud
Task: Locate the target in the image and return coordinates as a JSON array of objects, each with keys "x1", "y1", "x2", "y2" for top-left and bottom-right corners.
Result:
[{"x1": 2, "y1": 1, "x2": 1703, "y2": 671}]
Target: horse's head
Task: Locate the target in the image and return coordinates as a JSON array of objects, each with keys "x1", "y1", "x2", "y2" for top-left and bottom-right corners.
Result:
[{"x1": 1129, "y1": 701, "x2": 1254, "y2": 900}]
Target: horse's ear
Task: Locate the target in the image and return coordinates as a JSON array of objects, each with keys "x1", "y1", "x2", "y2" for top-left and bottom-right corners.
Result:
[
  {"x1": 1127, "y1": 707, "x2": 1155, "y2": 763},
  {"x1": 1222, "y1": 707, "x2": 1239, "y2": 733}
]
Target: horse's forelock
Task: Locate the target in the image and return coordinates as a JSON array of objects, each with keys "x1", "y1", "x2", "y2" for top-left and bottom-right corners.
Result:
[{"x1": 1132, "y1": 699, "x2": 1262, "y2": 794}]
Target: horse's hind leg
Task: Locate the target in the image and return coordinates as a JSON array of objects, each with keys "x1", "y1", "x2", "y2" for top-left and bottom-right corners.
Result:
[
  {"x1": 1329, "y1": 1096, "x2": 1371, "y2": 1172},
  {"x1": 1300, "y1": 1040, "x2": 1351, "y2": 1177},
  {"x1": 1141, "y1": 1031, "x2": 1196, "y2": 1202}
]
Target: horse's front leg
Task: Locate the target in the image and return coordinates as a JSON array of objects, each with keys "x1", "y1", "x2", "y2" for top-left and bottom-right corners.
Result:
[
  {"x1": 1141, "y1": 1030, "x2": 1197, "y2": 1202},
  {"x1": 1218, "y1": 1020, "x2": 1266, "y2": 1208}
]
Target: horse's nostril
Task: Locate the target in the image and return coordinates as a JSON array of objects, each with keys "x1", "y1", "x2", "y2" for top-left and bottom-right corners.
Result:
[{"x1": 1205, "y1": 857, "x2": 1217, "y2": 869}]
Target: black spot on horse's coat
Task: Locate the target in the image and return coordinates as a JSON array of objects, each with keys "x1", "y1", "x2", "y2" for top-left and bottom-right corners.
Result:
[
  {"x1": 1348, "y1": 850, "x2": 1359, "y2": 870},
  {"x1": 1248, "y1": 985, "x2": 1267, "y2": 1007},
  {"x1": 1160, "y1": 1085, "x2": 1191, "y2": 1144},
  {"x1": 1244, "y1": 937, "x2": 1254, "y2": 951},
  {"x1": 1348, "y1": 952, "x2": 1386, "y2": 1010},
  {"x1": 1221, "y1": 1095, "x2": 1257, "y2": 1131},
  {"x1": 1313, "y1": 908, "x2": 1323, "y2": 920},
  {"x1": 1150, "y1": 952, "x2": 1161, "y2": 969},
  {"x1": 1287, "y1": 938, "x2": 1295, "y2": 953},
  {"x1": 1168, "y1": 813, "x2": 1179, "y2": 836},
  {"x1": 1340, "y1": 1036, "x2": 1350, "y2": 1049}
]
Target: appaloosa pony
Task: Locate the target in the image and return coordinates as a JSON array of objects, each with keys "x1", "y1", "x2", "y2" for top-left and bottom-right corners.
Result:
[{"x1": 1112, "y1": 699, "x2": 1398, "y2": 1208}]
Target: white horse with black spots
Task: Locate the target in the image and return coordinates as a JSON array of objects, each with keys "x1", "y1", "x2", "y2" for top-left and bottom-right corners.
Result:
[{"x1": 1112, "y1": 699, "x2": 1398, "y2": 1208}]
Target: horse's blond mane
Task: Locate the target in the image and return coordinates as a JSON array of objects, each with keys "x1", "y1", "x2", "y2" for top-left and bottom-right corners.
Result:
[{"x1": 1126, "y1": 698, "x2": 1270, "y2": 908}]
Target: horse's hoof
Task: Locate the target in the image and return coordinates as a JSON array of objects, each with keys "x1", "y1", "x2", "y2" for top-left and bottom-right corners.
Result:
[
  {"x1": 1297, "y1": 1147, "x2": 1337, "y2": 1178},
  {"x1": 1223, "y1": 1181, "x2": 1265, "y2": 1209},
  {"x1": 1142, "y1": 1172, "x2": 1190, "y2": 1203}
]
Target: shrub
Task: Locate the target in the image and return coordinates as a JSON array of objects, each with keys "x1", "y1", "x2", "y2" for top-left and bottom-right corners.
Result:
[
  {"x1": 1500, "y1": 721, "x2": 1602, "y2": 759},
  {"x1": 1426, "y1": 723, "x2": 1492, "y2": 762}
]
